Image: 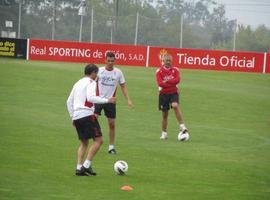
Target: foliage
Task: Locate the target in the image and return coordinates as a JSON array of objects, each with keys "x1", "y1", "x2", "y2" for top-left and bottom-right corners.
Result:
[
  {"x1": 235, "y1": 25, "x2": 270, "y2": 52},
  {"x1": 0, "y1": 0, "x2": 269, "y2": 52}
]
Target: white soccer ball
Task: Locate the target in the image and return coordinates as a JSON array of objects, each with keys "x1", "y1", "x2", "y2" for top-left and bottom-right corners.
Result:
[
  {"x1": 114, "y1": 160, "x2": 128, "y2": 175},
  {"x1": 178, "y1": 132, "x2": 190, "y2": 141}
]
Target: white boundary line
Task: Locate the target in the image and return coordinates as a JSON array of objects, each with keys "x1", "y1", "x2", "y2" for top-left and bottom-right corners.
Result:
[
  {"x1": 146, "y1": 45, "x2": 150, "y2": 67},
  {"x1": 263, "y1": 52, "x2": 267, "y2": 74},
  {"x1": 26, "y1": 38, "x2": 29, "y2": 61}
]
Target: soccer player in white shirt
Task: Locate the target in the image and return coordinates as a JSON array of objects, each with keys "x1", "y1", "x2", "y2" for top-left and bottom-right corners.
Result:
[
  {"x1": 67, "y1": 64, "x2": 116, "y2": 176},
  {"x1": 94, "y1": 52, "x2": 133, "y2": 154}
]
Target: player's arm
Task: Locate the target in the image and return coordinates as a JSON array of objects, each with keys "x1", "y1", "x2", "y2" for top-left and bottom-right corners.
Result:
[
  {"x1": 120, "y1": 83, "x2": 133, "y2": 108},
  {"x1": 87, "y1": 82, "x2": 116, "y2": 104},
  {"x1": 156, "y1": 70, "x2": 172, "y2": 88},
  {"x1": 167, "y1": 68, "x2": 180, "y2": 85},
  {"x1": 118, "y1": 70, "x2": 133, "y2": 107},
  {"x1": 66, "y1": 88, "x2": 75, "y2": 118}
]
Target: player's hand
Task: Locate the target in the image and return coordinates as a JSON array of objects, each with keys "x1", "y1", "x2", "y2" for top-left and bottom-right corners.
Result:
[
  {"x1": 108, "y1": 97, "x2": 117, "y2": 104},
  {"x1": 128, "y1": 99, "x2": 134, "y2": 108}
]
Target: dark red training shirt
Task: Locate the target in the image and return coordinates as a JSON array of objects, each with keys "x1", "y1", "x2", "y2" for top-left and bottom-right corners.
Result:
[{"x1": 156, "y1": 66, "x2": 180, "y2": 94}]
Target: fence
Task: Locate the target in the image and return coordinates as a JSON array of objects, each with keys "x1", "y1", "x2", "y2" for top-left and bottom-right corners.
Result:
[{"x1": 0, "y1": 1, "x2": 240, "y2": 51}]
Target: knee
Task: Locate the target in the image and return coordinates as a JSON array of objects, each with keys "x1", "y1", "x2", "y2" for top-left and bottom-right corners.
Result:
[
  {"x1": 108, "y1": 121, "x2": 115, "y2": 129},
  {"x1": 98, "y1": 137, "x2": 103, "y2": 146},
  {"x1": 97, "y1": 137, "x2": 103, "y2": 146},
  {"x1": 80, "y1": 140, "x2": 89, "y2": 148},
  {"x1": 171, "y1": 102, "x2": 179, "y2": 109}
]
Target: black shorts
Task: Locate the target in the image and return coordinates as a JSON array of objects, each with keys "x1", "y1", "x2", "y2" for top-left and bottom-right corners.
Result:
[
  {"x1": 94, "y1": 103, "x2": 116, "y2": 119},
  {"x1": 73, "y1": 115, "x2": 102, "y2": 140},
  {"x1": 159, "y1": 93, "x2": 179, "y2": 111}
]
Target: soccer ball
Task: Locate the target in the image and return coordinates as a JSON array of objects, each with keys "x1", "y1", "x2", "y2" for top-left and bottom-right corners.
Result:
[
  {"x1": 178, "y1": 131, "x2": 190, "y2": 141},
  {"x1": 114, "y1": 160, "x2": 128, "y2": 175}
]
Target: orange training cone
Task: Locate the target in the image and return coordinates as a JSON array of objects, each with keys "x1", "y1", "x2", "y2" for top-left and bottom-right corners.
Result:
[{"x1": 121, "y1": 185, "x2": 133, "y2": 191}]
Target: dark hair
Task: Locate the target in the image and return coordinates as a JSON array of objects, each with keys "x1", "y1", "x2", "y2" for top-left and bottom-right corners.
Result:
[
  {"x1": 106, "y1": 52, "x2": 115, "y2": 58},
  {"x1": 84, "y1": 64, "x2": 98, "y2": 75}
]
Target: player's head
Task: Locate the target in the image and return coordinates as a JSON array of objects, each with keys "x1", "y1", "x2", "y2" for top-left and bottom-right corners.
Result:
[
  {"x1": 105, "y1": 52, "x2": 115, "y2": 69},
  {"x1": 84, "y1": 64, "x2": 99, "y2": 79},
  {"x1": 161, "y1": 54, "x2": 172, "y2": 68}
]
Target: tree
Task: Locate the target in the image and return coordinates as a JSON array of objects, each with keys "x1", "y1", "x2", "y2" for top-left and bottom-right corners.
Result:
[
  {"x1": 0, "y1": 0, "x2": 16, "y2": 6},
  {"x1": 1, "y1": 0, "x2": 269, "y2": 52},
  {"x1": 254, "y1": 25, "x2": 270, "y2": 52}
]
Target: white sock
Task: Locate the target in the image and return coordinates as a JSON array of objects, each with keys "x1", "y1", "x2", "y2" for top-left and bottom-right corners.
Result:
[
  {"x1": 109, "y1": 145, "x2": 115, "y2": 151},
  {"x1": 162, "y1": 131, "x2": 167, "y2": 135},
  {"x1": 83, "y1": 160, "x2": 91, "y2": 168},
  {"x1": 180, "y1": 124, "x2": 187, "y2": 131},
  {"x1": 77, "y1": 164, "x2": 82, "y2": 170}
]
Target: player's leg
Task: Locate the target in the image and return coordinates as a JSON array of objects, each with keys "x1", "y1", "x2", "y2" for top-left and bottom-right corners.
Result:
[
  {"x1": 86, "y1": 136, "x2": 103, "y2": 161},
  {"x1": 160, "y1": 111, "x2": 169, "y2": 139},
  {"x1": 80, "y1": 115, "x2": 103, "y2": 175},
  {"x1": 75, "y1": 139, "x2": 89, "y2": 176},
  {"x1": 170, "y1": 93, "x2": 189, "y2": 141},
  {"x1": 107, "y1": 118, "x2": 116, "y2": 153},
  {"x1": 172, "y1": 102, "x2": 185, "y2": 125},
  {"x1": 104, "y1": 103, "x2": 117, "y2": 154},
  {"x1": 159, "y1": 93, "x2": 169, "y2": 139},
  {"x1": 73, "y1": 117, "x2": 89, "y2": 176},
  {"x1": 77, "y1": 139, "x2": 88, "y2": 168},
  {"x1": 171, "y1": 101, "x2": 189, "y2": 141},
  {"x1": 80, "y1": 136, "x2": 103, "y2": 176},
  {"x1": 171, "y1": 93, "x2": 187, "y2": 130}
]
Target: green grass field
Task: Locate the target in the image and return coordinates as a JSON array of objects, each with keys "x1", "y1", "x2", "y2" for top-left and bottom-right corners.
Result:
[{"x1": 0, "y1": 58, "x2": 270, "y2": 200}]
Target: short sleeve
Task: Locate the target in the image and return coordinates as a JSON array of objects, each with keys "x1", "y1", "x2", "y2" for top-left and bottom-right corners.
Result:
[{"x1": 118, "y1": 69, "x2": 125, "y2": 85}]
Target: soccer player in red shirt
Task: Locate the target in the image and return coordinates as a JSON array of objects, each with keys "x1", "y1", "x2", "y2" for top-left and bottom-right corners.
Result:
[{"x1": 155, "y1": 54, "x2": 190, "y2": 141}]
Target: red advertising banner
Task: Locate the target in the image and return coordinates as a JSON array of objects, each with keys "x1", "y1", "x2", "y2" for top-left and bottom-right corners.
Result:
[
  {"x1": 148, "y1": 47, "x2": 265, "y2": 73},
  {"x1": 28, "y1": 39, "x2": 147, "y2": 66},
  {"x1": 266, "y1": 53, "x2": 270, "y2": 74},
  {"x1": 28, "y1": 39, "x2": 267, "y2": 74}
]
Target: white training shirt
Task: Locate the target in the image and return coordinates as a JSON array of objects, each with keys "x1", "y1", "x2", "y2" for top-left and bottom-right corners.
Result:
[
  {"x1": 66, "y1": 77, "x2": 109, "y2": 120},
  {"x1": 97, "y1": 67, "x2": 125, "y2": 98}
]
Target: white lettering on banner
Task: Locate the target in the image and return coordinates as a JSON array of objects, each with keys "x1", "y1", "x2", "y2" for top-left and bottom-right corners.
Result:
[
  {"x1": 128, "y1": 53, "x2": 144, "y2": 61},
  {"x1": 30, "y1": 46, "x2": 46, "y2": 55},
  {"x1": 105, "y1": 50, "x2": 126, "y2": 60},
  {"x1": 93, "y1": 50, "x2": 103, "y2": 58},
  {"x1": 177, "y1": 53, "x2": 216, "y2": 66},
  {"x1": 220, "y1": 56, "x2": 255, "y2": 68},
  {"x1": 48, "y1": 47, "x2": 91, "y2": 57}
]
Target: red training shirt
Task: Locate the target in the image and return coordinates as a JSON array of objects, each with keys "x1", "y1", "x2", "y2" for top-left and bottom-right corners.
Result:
[{"x1": 155, "y1": 66, "x2": 180, "y2": 94}]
